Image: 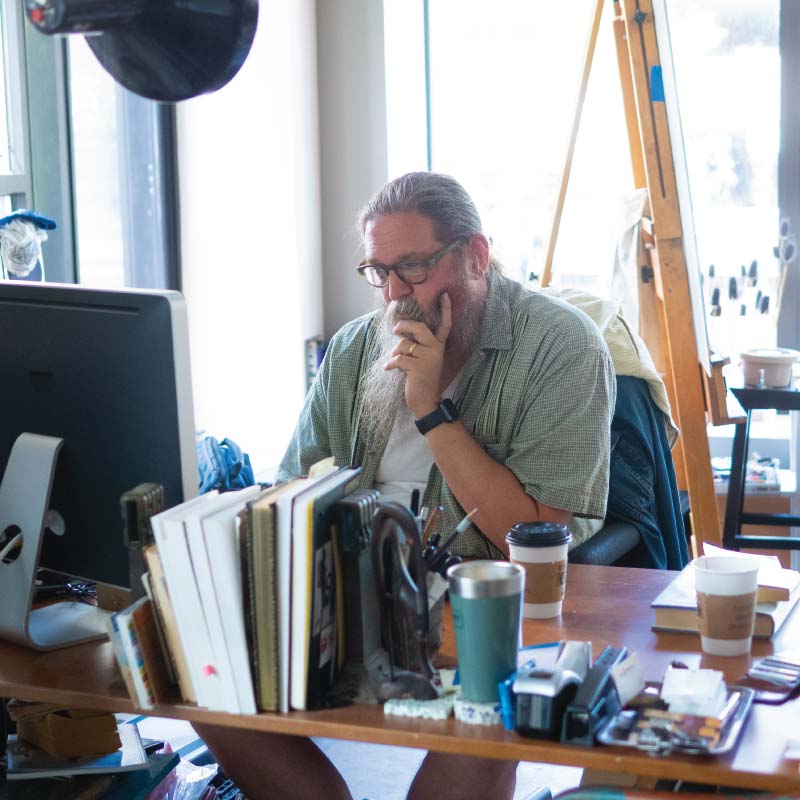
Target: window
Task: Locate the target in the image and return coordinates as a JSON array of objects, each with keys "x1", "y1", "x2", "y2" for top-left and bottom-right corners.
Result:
[
  {"x1": 0, "y1": 0, "x2": 31, "y2": 211},
  {"x1": 0, "y1": 2, "x2": 178, "y2": 289},
  {"x1": 384, "y1": 1, "x2": 793, "y2": 363},
  {"x1": 67, "y1": 38, "x2": 125, "y2": 288},
  {"x1": 667, "y1": 0, "x2": 781, "y2": 359},
  {"x1": 384, "y1": 0, "x2": 633, "y2": 294},
  {"x1": 67, "y1": 38, "x2": 180, "y2": 290},
  {"x1": 0, "y1": 12, "x2": 16, "y2": 178}
]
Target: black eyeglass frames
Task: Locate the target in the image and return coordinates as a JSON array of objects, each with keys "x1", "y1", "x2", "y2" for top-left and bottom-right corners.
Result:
[{"x1": 356, "y1": 238, "x2": 465, "y2": 288}]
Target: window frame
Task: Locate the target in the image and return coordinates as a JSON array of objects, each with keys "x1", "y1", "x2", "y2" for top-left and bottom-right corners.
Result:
[
  {"x1": 0, "y1": 0, "x2": 34, "y2": 204},
  {"x1": 778, "y1": 0, "x2": 800, "y2": 350},
  {"x1": 0, "y1": 0, "x2": 181, "y2": 289}
]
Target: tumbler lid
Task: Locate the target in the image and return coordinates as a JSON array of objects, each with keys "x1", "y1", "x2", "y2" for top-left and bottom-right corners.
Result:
[
  {"x1": 447, "y1": 560, "x2": 525, "y2": 599},
  {"x1": 506, "y1": 522, "x2": 571, "y2": 548}
]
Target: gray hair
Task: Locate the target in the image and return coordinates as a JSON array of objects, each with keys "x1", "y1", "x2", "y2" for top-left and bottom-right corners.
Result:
[
  {"x1": 356, "y1": 172, "x2": 482, "y2": 243},
  {"x1": 357, "y1": 172, "x2": 501, "y2": 272}
]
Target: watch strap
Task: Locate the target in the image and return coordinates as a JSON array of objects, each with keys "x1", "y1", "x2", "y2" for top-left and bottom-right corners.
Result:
[{"x1": 415, "y1": 398, "x2": 459, "y2": 435}]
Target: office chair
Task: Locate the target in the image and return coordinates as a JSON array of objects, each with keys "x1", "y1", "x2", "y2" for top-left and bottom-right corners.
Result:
[
  {"x1": 539, "y1": 288, "x2": 689, "y2": 570},
  {"x1": 568, "y1": 376, "x2": 690, "y2": 570}
]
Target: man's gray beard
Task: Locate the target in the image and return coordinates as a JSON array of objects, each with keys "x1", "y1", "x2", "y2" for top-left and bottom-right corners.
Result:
[{"x1": 358, "y1": 293, "x2": 483, "y2": 448}]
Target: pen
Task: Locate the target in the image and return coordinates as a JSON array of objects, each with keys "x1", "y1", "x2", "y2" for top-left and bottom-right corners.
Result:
[
  {"x1": 410, "y1": 488, "x2": 420, "y2": 516},
  {"x1": 428, "y1": 508, "x2": 478, "y2": 572},
  {"x1": 423, "y1": 505, "x2": 443, "y2": 543}
]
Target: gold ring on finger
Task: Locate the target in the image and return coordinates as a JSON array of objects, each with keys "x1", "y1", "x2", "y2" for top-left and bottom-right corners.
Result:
[{"x1": 408, "y1": 342, "x2": 418, "y2": 356}]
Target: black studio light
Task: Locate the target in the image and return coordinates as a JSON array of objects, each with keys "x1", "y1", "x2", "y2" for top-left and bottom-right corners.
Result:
[{"x1": 24, "y1": 0, "x2": 259, "y2": 102}]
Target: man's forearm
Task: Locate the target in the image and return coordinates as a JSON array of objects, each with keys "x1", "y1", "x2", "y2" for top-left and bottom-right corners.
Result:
[{"x1": 422, "y1": 421, "x2": 571, "y2": 554}]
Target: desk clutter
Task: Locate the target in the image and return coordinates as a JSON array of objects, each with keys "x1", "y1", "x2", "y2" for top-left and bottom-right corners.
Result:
[
  {"x1": 1, "y1": 707, "x2": 183, "y2": 797},
  {"x1": 105, "y1": 463, "x2": 472, "y2": 715},
  {"x1": 378, "y1": 639, "x2": 762, "y2": 760},
  {"x1": 99, "y1": 470, "x2": 800, "y2": 770},
  {"x1": 506, "y1": 644, "x2": 756, "y2": 757}
]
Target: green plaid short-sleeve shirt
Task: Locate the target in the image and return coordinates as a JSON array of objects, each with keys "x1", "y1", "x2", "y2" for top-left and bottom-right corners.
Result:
[{"x1": 277, "y1": 270, "x2": 616, "y2": 558}]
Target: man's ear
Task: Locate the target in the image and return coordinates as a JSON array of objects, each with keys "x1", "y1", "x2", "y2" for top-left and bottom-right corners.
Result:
[{"x1": 466, "y1": 234, "x2": 490, "y2": 279}]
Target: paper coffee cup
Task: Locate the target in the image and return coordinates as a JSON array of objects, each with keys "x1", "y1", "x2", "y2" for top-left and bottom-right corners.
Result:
[
  {"x1": 694, "y1": 556, "x2": 759, "y2": 656},
  {"x1": 506, "y1": 522, "x2": 571, "y2": 619}
]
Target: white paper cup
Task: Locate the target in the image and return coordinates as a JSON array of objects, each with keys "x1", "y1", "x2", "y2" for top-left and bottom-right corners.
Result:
[
  {"x1": 694, "y1": 556, "x2": 759, "y2": 656},
  {"x1": 506, "y1": 523, "x2": 571, "y2": 618}
]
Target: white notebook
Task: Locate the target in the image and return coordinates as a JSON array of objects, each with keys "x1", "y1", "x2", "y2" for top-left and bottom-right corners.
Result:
[
  {"x1": 186, "y1": 485, "x2": 264, "y2": 714},
  {"x1": 151, "y1": 492, "x2": 223, "y2": 710}
]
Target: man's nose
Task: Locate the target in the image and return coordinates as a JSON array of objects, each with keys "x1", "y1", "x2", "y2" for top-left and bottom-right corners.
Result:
[{"x1": 385, "y1": 271, "x2": 412, "y2": 302}]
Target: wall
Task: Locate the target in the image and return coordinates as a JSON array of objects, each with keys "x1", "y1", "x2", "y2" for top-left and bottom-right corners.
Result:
[
  {"x1": 177, "y1": 1, "x2": 323, "y2": 472},
  {"x1": 316, "y1": 0, "x2": 389, "y2": 338}
]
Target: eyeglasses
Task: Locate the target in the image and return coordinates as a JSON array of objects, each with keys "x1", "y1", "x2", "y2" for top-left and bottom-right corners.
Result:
[{"x1": 356, "y1": 238, "x2": 464, "y2": 288}]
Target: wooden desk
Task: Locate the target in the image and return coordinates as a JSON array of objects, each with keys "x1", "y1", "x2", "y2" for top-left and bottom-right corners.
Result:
[{"x1": 1, "y1": 566, "x2": 799, "y2": 793}]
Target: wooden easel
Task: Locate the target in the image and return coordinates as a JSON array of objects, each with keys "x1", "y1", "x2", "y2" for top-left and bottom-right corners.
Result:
[{"x1": 542, "y1": 0, "x2": 746, "y2": 553}]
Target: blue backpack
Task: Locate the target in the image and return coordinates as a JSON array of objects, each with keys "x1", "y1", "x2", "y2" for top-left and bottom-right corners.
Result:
[{"x1": 196, "y1": 436, "x2": 256, "y2": 493}]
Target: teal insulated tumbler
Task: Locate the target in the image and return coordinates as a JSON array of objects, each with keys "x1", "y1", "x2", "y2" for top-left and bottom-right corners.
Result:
[{"x1": 447, "y1": 561, "x2": 525, "y2": 703}]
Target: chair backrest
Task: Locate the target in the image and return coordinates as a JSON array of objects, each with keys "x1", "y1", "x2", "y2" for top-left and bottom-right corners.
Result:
[
  {"x1": 605, "y1": 375, "x2": 689, "y2": 570},
  {"x1": 544, "y1": 288, "x2": 688, "y2": 570},
  {"x1": 569, "y1": 376, "x2": 689, "y2": 569}
]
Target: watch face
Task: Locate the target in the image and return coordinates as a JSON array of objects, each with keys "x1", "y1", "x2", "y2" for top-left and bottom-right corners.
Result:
[
  {"x1": 441, "y1": 399, "x2": 459, "y2": 421},
  {"x1": 415, "y1": 400, "x2": 459, "y2": 434}
]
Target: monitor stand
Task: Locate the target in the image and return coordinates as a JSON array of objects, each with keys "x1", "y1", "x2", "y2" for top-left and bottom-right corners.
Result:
[{"x1": 0, "y1": 433, "x2": 111, "y2": 650}]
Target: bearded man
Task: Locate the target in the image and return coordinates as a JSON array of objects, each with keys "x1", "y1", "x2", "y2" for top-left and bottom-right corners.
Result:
[{"x1": 194, "y1": 172, "x2": 615, "y2": 799}]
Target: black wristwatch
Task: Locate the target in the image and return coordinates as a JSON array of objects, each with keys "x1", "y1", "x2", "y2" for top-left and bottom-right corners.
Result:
[{"x1": 415, "y1": 399, "x2": 460, "y2": 435}]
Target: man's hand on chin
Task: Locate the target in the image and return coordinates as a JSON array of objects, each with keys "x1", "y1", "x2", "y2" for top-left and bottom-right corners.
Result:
[{"x1": 385, "y1": 292, "x2": 452, "y2": 419}]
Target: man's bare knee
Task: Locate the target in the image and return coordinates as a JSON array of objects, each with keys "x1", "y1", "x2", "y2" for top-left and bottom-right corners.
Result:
[{"x1": 192, "y1": 724, "x2": 352, "y2": 800}]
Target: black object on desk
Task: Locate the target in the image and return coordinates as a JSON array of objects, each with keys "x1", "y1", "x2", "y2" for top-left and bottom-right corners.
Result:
[
  {"x1": 723, "y1": 385, "x2": 800, "y2": 551},
  {"x1": 561, "y1": 644, "x2": 627, "y2": 746},
  {"x1": 121, "y1": 482, "x2": 165, "y2": 600}
]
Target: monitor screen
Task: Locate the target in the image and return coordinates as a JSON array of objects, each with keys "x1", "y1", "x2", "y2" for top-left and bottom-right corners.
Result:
[{"x1": 0, "y1": 281, "x2": 198, "y2": 588}]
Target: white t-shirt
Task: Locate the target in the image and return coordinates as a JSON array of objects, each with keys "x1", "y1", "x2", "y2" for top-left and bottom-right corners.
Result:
[{"x1": 374, "y1": 377, "x2": 460, "y2": 507}]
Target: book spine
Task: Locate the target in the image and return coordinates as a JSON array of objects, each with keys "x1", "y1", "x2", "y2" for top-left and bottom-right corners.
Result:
[
  {"x1": 106, "y1": 614, "x2": 139, "y2": 703},
  {"x1": 187, "y1": 513, "x2": 241, "y2": 714},
  {"x1": 144, "y1": 546, "x2": 198, "y2": 704},
  {"x1": 153, "y1": 516, "x2": 220, "y2": 708},
  {"x1": 266, "y1": 512, "x2": 281, "y2": 712},
  {"x1": 240, "y1": 507, "x2": 264, "y2": 709},
  {"x1": 141, "y1": 571, "x2": 177, "y2": 685},
  {"x1": 252, "y1": 506, "x2": 279, "y2": 712},
  {"x1": 119, "y1": 612, "x2": 156, "y2": 709},
  {"x1": 131, "y1": 600, "x2": 173, "y2": 705},
  {"x1": 290, "y1": 503, "x2": 314, "y2": 710}
]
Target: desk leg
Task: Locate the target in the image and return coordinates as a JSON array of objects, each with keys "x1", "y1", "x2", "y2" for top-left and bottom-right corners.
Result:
[{"x1": 723, "y1": 414, "x2": 751, "y2": 550}]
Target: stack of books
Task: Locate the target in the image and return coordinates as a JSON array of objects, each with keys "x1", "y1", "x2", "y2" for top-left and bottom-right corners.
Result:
[
  {"x1": 651, "y1": 545, "x2": 800, "y2": 639},
  {"x1": 106, "y1": 465, "x2": 362, "y2": 714}
]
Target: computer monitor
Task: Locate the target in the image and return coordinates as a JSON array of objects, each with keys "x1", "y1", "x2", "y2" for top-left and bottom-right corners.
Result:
[{"x1": 0, "y1": 281, "x2": 198, "y2": 592}]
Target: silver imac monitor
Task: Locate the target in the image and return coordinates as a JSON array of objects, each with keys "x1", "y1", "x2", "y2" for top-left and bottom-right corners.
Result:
[{"x1": 0, "y1": 281, "x2": 198, "y2": 648}]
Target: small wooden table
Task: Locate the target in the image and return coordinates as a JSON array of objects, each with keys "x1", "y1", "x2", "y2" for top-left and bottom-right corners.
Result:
[{"x1": 1, "y1": 565, "x2": 799, "y2": 793}]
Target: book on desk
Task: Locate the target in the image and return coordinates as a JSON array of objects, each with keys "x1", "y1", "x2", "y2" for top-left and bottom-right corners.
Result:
[
  {"x1": 651, "y1": 554, "x2": 800, "y2": 639},
  {"x1": 107, "y1": 466, "x2": 363, "y2": 715}
]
